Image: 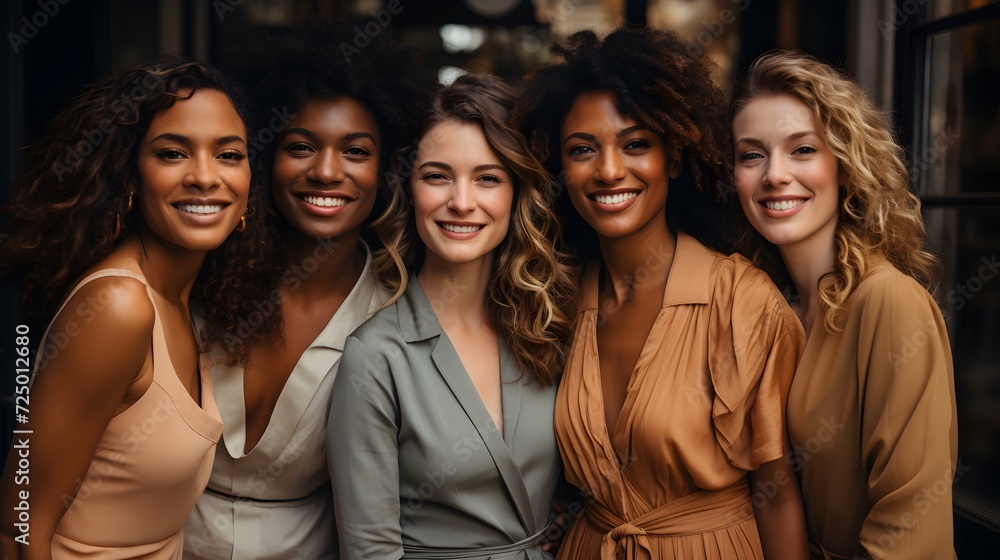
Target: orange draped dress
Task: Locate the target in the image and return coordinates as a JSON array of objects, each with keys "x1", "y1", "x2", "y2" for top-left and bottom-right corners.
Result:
[{"x1": 554, "y1": 234, "x2": 805, "y2": 560}]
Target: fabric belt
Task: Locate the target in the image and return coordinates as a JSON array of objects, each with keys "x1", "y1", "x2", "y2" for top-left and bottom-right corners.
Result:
[
  {"x1": 402, "y1": 526, "x2": 549, "y2": 559},
  {"x1": 584, "y1": 479, "x2": 755, "y2": 560},
  {"x1": 203, "y1": 482, "x2": 328, "y2": 505},
  {"x1": 808, "y1": 535, "x2": 858, "y2": 560}
]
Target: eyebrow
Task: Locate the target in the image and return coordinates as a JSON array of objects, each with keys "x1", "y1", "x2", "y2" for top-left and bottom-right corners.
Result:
[
  {"x1": 149, "y1": 133, "x2": 247, "y2": 147},
  {"x1": 416, "y1": 161, "x2": 507, "y2": 173},
  {"x1": 735, "y1": 130, "x2": 820, "y2": 147},
  {"x1": 344, "y1": 131, "x2": 377, "y2": 145},
  {"x1": 282, "y1": 128, "x2": 378, "y2": 144},
  {"x1": 562, "y1": 125, "x2": 648, "y2": 145}
]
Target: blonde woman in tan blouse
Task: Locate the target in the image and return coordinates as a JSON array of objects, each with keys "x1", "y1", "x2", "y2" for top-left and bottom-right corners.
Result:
[{"x1": 731, "y1": 51, "x2": 958, "y2": 559}]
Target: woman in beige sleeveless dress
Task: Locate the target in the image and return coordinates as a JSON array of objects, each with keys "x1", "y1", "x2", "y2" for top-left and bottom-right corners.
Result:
[{"x1": 0, "y1": 57, "x2": 276, "y2": 559}]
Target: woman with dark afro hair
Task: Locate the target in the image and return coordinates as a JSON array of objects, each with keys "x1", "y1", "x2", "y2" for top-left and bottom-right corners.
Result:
[
  {"x1": 0, "y1": 56, "x2": 272, "y2": 559},
  {"x1": 514, "y1": 26, "x2": 809, "y2": 558},
  {"x1": 182, "y1": 17, "x2": 436, "y2": 560}
]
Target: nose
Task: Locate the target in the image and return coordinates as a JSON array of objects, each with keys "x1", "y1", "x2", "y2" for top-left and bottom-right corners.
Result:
[
  {"x1": 594, "y1": 148, "x2": 626, "y2": 184},
  {"x1": 763, "y1": 154, "x2": 792, "y2": 188},
  {"x1": 307, "y1": 149, "x2": 346, "y2": 185},
  {"x1": 446, "y1": 179, "x2": 477, "y2": 214},
  {"x1": 184, "y1": 155, "x2": 221, "y2": 191}
]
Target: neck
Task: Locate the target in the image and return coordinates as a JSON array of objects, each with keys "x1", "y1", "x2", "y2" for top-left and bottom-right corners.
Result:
[
  {"x1": 417, "y1": 252, "x2": 492, "y2": 330},
  {"x1": 778, "y1": 227, "x2": 837, "y2": 335},
  {"x1": 133, "y1": 227, "x2": 207, "y2": 306},
  {"x1": 596, "y1": 210, "x2": 675, "y2": 306},
  {"x1": 279, "y1": 225, "x2": 366, "y2": 299}
]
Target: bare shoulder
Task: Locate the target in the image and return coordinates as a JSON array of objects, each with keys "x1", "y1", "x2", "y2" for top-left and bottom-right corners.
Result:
[{"x1": 39, "y1": 273, "x2": 154, "y2": 389}]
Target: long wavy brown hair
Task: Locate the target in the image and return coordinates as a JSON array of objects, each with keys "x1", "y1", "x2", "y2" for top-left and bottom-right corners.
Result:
[
  {"x1": 1, "y1": 55, "x2": 281, "y2": 363},
  {"x1": 730, "y1": 50, "x2": 940, "y2": 334},
  {"x1": 372, "y1": 73, "x2": 576, "y2": 385}
]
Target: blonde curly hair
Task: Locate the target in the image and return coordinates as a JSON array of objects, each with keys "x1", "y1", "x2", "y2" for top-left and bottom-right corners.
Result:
[
  {"x1": 372, "y1": 73, "x2": 577, "y2": 385},
  {"x1": 730, "y1": 50, "x2": 939, "y2": 334}
]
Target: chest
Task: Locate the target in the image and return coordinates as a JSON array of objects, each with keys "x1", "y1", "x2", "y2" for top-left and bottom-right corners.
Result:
[
  {"x1": 446, "y1": 328, "x2": 503, "y2": 434},
  {"x1": 241, "y1": 303, "x2": 342, "y2": 453},
  {"x1": 596, "y1": 296, "x2": 664, "y2": 435}
]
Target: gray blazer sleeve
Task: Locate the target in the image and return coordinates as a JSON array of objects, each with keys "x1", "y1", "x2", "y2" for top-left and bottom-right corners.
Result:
[{"x1": 328, "y1": 335, "x2": 403, "y2": 560}]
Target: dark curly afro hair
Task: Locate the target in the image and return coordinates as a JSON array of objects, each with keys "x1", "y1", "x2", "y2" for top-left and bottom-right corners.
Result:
[
  {"x1": 513, "y1": 25, "x2": 747, "y2": 261},
  {"x1": 219, "y1": 16, "x2": 437, "y2": 175}
]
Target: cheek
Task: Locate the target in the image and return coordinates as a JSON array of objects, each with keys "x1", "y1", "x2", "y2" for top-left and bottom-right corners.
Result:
[
  {"x1": 489, "y1": 189, "x2": 515, "y2": 225},
  {"x1": 271, "y1": 155, "x2": 302, "y2": 191},
  {"x1": 353, "y1": 161, "x2": 381, "y2": 193},
  {"x1": 634, "y1": 153, "x2": 667, "y2": 179},
  {"x1": 560, "y1": 157, "x2": 589, "y2": 189},
  {"x1": 231, "y1": 168, "x2": 252, "y2": 211},
  {"x1": 410, "y1": 184, "x2": 438, "y2": 223}
]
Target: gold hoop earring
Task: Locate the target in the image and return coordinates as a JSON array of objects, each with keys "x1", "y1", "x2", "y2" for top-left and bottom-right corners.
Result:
[
  {"x1": 236, "y1": 215, "x2": 247, "y2": 232},
  {"x1": 113, "y1": 191, "x2": 134, "y2": 241}
]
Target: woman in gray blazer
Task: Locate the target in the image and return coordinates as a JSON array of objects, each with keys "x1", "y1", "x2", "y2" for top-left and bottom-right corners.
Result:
[{"x1": 328, "y1": 73, "x2": 576, "y2": 559}]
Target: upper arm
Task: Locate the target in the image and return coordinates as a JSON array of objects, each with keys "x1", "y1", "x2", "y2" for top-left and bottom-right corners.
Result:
[
  {"x1": 859, "y1": 278, "x2": 957, "y2": 559},
  {"x1": 1, "y1": 277, "x2": 154, "y2": 538},
  {"x1": 328, "y1": 334, "x2": 404, "y2": 560}
]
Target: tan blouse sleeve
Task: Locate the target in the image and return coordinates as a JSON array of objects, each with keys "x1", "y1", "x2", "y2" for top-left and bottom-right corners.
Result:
[
  {"x1": 709, "y1": 264, "x2": 806, "y2": 471},
  {"x1": 856, "y1": 275, "x2": 958, "y2": 560}
]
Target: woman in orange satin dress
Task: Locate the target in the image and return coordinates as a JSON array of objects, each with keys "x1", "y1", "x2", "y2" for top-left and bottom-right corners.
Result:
[{"x1": 515, "y1": 27, "x2": 808, "y2": 559}]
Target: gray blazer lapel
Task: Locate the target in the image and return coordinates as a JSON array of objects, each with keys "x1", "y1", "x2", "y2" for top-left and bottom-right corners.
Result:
[
  {"x1": 498, "y1": 341, "x2": 535, "y2": 535},
  {"x1": 428, "y1": 335, "x2": 534, "y2": 539},
  {"x1": 404, "y1": 278, "x2": 535, "y2": 538}
]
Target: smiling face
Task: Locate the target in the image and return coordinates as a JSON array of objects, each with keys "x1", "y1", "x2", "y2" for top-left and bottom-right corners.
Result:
[
  {"x1": 411, "y1": 120, "x2": 514, "y2": 268},
  {"x1": 133, "y1": 88, "x2": 250, "y2": 252},
  {"x1": 732, "y1": 94, "x2": 841, "y2": 251},
  {"x1": 271, "y1": 95, "x2": 381, "y2": 242},
  {"x1": 559, "y1": 91, "x2": 678, "y2": 242}
]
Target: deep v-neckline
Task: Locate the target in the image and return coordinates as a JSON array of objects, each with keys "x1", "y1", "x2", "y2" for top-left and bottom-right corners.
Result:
[
  {"x1": 438, "y1": 327, "x2": 508, "y2": 443},
  {"x1": 587, "y1": 257, "x2": 674, "y2": 467}
]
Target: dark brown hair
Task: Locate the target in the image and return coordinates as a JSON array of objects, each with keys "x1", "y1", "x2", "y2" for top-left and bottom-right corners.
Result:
[{"x1": 372, "y1": 73, "x2": 576, "y2": 386}]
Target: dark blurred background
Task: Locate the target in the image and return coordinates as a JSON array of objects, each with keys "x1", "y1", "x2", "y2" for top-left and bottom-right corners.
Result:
[{"x1": 3, "y1": 0, "x2": 999, "y2": 554}]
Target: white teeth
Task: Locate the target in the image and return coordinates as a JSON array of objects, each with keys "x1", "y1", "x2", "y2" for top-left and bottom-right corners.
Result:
[
  {"x1": 177, "y1": 204, "x2": 222, "y2": 214},
  {"x1": 764, "y1": 199, "x2": 806, "y2": 211},
  {"x1": 594, "y1": 192, "x2": 638, "y2": 205},
  {"x1": 303, "y1": 195, "x2": 348, "y2": 207},
  {"x1": 440, "y1": 223, "x2": 482, "y2": 234}
]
